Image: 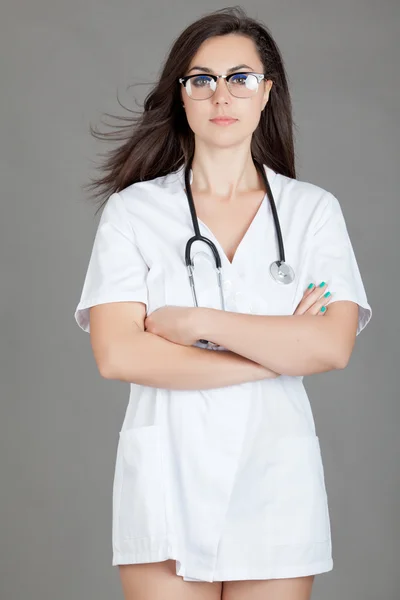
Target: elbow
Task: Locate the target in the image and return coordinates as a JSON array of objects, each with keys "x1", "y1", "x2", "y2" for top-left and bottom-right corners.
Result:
[
  {"x1": 334, "y1": 336, "x2": 357, "y2": 370},
  {"x1": 90, "y1": 337, "x2": 117, "y2": 379},
  {"x1": 99, "y1": 363, "x2": 115, "y2": 379},
  {"x1": 98, "y1": 356, "x2": 116, "y2": 379},
  {"x1": 334, "y1": 348, "x2": 352, "y2": 370},
  {"x1": 97, "y1": 334, "x2": 144, "y2": 381},
  {"x1": 330, "y1": 321, "x2": 357, "y2": 370},
  {"x1": 95, "y1": 346, "x2": 118, "y2": 379}
]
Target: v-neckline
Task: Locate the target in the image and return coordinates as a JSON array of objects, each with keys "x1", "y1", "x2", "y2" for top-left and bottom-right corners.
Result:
[
  {"x1": 177, "y1": 163, "x2": 277, "y2": 267},
  {"x1": 196, "y1": 193, "x2": 267, "y2": 266}
]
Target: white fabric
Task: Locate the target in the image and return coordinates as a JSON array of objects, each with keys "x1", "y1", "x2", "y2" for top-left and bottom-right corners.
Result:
[{"x1": 74, "y1": 164, "x2": 372, "y2": 582}]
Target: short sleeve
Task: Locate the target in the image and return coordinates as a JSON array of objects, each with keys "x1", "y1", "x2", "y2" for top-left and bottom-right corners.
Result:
[
  {"x1": 302, "y1": 192, "x2": 372, "y2": 336},
  {"x1": 74, "y1": 192, "x2": 149, "y2": 333}
]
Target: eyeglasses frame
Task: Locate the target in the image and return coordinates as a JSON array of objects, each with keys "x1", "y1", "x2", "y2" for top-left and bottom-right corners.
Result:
[{"x1": 178, "y1": 72, "x2": 267, "y2": 99}]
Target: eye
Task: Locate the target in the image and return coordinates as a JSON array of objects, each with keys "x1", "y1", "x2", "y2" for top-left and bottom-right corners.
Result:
[
  {"x1": 230, "y1": 73, "x2": 249, "y2": 85},
  {"x1": 192, "y1": 75, "x2": 212, "y2": 87}
]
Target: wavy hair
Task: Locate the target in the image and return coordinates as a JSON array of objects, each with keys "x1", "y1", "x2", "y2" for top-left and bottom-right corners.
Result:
[{"x1": 84, "y1": 6, "x2": 297, "y2": 215}]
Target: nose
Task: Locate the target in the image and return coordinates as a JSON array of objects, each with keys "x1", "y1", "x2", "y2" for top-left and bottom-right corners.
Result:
[{"x1": 211, "y1": 77, "x2": 232, "y2": 104}]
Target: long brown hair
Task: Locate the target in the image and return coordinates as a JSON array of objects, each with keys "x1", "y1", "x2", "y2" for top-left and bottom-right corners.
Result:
[{"x1": 85, "y1": 6, "x2": 297, "y2": 215}]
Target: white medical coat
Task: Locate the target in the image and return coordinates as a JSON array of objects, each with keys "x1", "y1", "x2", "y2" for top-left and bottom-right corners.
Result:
[{"x1": 74, "y1": 164, "x2": 372, "y2": 582}]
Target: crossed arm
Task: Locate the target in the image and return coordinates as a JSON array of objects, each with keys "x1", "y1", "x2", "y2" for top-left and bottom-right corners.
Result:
[
  {"x1": 94, "y1": 299, "x2": 359, "y2": 388},
  {"x1": 141, "y1": 299, "x2": 359, "y2": 377},
  {"x1": 191, "y1": 301, "x2": 359, "y2": 376}
]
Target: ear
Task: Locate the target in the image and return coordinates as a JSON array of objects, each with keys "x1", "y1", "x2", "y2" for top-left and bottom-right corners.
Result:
[{"x1": 262, "y1": 80, "x2": 273, "y2": 110}]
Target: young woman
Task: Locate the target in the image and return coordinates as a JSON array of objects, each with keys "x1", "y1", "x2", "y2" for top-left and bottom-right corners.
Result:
[{"x1": 74, "y1": 7, "x2": 372, "y2": 600}]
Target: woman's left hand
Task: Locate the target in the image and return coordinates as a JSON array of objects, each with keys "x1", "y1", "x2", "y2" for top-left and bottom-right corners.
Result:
[{"x1": 144, "y1": 306, "x2": 204, "y2": 346}]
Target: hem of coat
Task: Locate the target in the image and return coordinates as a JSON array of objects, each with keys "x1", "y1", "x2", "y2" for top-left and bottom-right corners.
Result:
[
  {"x1": 112, "y1": 536, "x2": 177, "y2": 567},
  {"x1": 210, "y1": 558, "x2": 333, "y2": 582},
  {"x1": 74, "y1": 292, "x2": 148, "y2": 333},
  {"x1": 112, "y1": 547, "x2": 333, "y2": 582}
]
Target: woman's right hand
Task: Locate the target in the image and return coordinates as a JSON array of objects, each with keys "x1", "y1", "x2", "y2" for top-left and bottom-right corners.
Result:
[{"x1": 293, "y1": 282, "x2": 333, "y2": 316}]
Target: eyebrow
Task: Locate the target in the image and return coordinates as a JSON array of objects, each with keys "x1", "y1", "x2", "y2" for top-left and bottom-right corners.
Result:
[{"x1": 187, "y1": 64, "x2": 254, "y2": 74}]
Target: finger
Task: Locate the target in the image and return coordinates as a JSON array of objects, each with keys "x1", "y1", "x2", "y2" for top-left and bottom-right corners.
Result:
[
  {"x1": 311, "y1": 294, "x2": 333, "y2": 316},
  {"x1": 296, "y1": 282, "x2": 329, "y2": 314},
  {"x1": 311, "y1": 281, "x2": 329, "y2": 296},
  {"x1": 294, "y1": 284, "x2": 319, "y2": 314},
  {"x1": 306, "y1": 282, "x2": 329, "y2": 307},
  {"x1": 294, "y1": 285, "x2": 318, "y2": 315},
  {"x1": 303, "y1": 282, "x2": 329, "y2": 303},
  {"x1": 298, "y1": 289, "x2": 333, "y2": 317},
  {"x1": 315, "y1": 289, "x2": 332, "y2": 313},
  {"x1": 303, "y1": 283, "x2": 317, "y2": 298}
]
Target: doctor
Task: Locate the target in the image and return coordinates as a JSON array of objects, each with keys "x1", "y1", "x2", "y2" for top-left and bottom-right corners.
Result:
[{"x1": 74, "y1": 8, "x2": 372, "y2": 600}]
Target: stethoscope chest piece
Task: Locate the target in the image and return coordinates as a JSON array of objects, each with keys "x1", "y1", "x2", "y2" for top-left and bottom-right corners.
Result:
[{"x1": 269, "y1": 260, "x2": 295, "y2": 285}]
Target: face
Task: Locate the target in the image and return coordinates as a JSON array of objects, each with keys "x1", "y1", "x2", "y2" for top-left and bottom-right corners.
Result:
[{"x1": 181, "y1": 34, "x2": 273, "y2": 148}]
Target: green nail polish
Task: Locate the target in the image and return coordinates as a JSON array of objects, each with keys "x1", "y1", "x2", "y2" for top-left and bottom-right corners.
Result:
[
  {"x1": 319, "y1": 281, "x2": 326, "y2": 288},
  {"x1": 320, "y1": 306, "x2": 326, "y2": 312},
  {"x1": 324, "y1": 291, "x2": 331, "y2": 298},
  {"x1": 307, "y1": 283, "x2": 314, "y2": 289}
]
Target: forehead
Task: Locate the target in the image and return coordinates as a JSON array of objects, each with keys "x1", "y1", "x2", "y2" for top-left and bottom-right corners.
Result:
[{"x1": 188, "y1": 35, "x2": 261, "y2": 71}]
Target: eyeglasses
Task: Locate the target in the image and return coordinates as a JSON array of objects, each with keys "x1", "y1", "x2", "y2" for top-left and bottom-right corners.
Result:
[{"x1": 178, "y1": 72, "x2": 266, "y2": 100}]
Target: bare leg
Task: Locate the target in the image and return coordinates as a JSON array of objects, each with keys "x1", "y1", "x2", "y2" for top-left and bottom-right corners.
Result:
[
  {"x1": 221, "y1": 575, "x2": 315, "y2": 600},
  {"x1": 118, "y1": 559, "x2": 223, "y2": 600}
]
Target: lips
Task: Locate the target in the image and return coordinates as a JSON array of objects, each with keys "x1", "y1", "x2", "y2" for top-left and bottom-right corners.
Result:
[{"x1": 210, "y1": 117, "x2": 238, "y2": 124}]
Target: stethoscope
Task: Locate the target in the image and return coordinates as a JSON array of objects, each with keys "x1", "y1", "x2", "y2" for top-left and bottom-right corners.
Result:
[{"x1": 183, "y1": 156, "x2": 295, "y2": 348}]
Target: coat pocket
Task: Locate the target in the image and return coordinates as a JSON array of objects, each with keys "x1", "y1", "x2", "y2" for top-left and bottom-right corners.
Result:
[
  {"x1": 268, "y1": 435, "x2": 331, "y2": 545},
  {"x1": 117, "y1": 425, "x2": 167, "y2": 540}
]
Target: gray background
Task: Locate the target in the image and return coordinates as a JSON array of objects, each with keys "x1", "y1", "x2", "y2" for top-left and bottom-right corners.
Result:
[{"x1": 1, "y1": 1, "x2": 398, "y2": 599}]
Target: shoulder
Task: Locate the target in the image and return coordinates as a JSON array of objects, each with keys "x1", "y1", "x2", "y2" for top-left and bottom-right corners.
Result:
[
  {"x1": 273, "y1": 169, "x2": 339, "y2": 231},
  {"x1": 275, "y1": 169, "x2": 333, "y2": 205},
  {"x1": 119, "y1": 168, "x2": 183, "y2": 203},
  {"x1": 117, "y1": 168, "x2": 184, "y2": 217}
]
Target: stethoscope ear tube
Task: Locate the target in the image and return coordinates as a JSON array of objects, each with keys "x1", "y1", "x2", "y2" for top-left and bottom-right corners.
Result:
[
  {"x1": 184, "y1": 155, "x2": 202, "y2": 239},
  {"x1": 182, "y1": 155, "x2": 295, "y2": 348},
  {"x1": 252, "y1": 157, "x2": 286, "y2": 265}
]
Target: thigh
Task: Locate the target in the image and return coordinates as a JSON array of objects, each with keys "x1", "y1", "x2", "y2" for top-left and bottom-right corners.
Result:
[
  {"x1": 118, "y1": 559, "x2": 223, "y2": 600},
  {"x1": 222, "y1": 575, "x2": 315, "y2": 600}
]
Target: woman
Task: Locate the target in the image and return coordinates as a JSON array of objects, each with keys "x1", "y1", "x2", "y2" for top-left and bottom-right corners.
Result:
[{"x1": 74, "y1": 6, "x2": 372, "y2": 600}]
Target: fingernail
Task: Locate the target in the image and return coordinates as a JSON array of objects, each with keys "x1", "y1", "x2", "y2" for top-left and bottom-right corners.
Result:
[
  {"x1": 307, "y1": 283, "x2": 314, "y2": 289},
  {"x1": 319, "y1": 281, "x2": 326, "y2": 288},
  {"x1": 324, "y1": 291, "x2": 331, "y2": 298},
  {"x1": 320, "y1": 306, "x2": 326, "y2": 312}
]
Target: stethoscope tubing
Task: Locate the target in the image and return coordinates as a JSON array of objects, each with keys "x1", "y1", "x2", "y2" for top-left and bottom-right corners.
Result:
[
  {"x1": 184, "y1": 155, "x2": 286, "y2": 268},
  {"x1": 183, "y1": 156, "x2": 292, "y2": 347}
]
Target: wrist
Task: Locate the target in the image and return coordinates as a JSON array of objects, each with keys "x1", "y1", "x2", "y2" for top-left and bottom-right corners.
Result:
[{"x1": 192, "y1": 307, "x2": 214, "y2": 341}]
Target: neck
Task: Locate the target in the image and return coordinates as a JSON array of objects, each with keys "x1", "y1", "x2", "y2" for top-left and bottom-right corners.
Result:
[{"x1": 190, "y1": 147, "x2": 262, "y2": 199}]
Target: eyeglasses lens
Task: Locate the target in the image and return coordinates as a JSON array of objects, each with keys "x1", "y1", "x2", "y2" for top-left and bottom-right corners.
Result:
[{"x1": 186, "y1": 74, "x2": 259, "y2": 99}]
